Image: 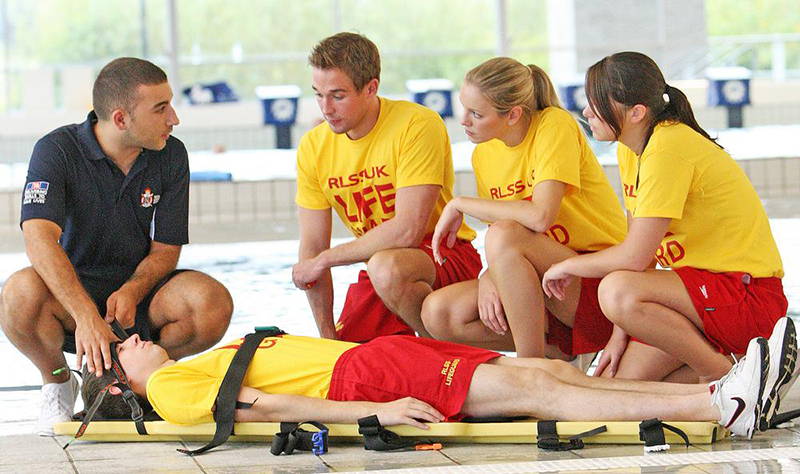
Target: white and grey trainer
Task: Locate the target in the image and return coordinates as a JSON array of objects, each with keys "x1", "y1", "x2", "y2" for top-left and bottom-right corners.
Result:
[{"x1": 36, "y1": 372, "x2": 79, "y2": 437}]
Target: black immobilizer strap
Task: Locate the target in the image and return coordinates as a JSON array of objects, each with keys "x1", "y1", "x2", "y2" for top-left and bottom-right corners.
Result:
[
  {"x1": 270, "y1": 421, "x2": 330, "y2": 455},
  {"x1": 769, "y1": 408, "x2": 800, "y2": 429},
  {"x1": 638, "y1": 418, "x2": 690, "y2": 451},
  {"x1": 178, "y1": 327, "x2": 285, "y2": 456},
  {"x1": 109, "y1": 320, "x2": 130, "y2": 341},
  {"x1": 65, "y1": 323, "x2": 147, "y2": 449},
  {"x1": 536, "y1": 420, "x2": 607, "y2": 451},
  {"x1": 357, "y1": 415, "x2": 433, "y2": 451}
]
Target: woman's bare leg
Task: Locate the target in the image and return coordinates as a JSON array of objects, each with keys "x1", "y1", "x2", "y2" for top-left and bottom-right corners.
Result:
[
  {"x1": 485, "y1": 221, "x2": 582, "y2": 358},
  {"x1": 421, "y1": 280, "x2": 515, "y2": 350},
  {"x1": 599, "y1": 341, "x2": 685, "y2": 381},
  {"x1": 598, "y1": 270, "x2": 732, "y2": 382}
]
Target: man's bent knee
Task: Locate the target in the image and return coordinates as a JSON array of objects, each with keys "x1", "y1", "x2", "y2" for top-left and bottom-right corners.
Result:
[
  {"x1": 0, "y1": 267, "x2": 54, "y2": 327},
  {"x1": 367, "y1": 249, "x2": 433, "y2": 295},
  {"x1": 187, "y1": 276, "x2": 233, "y2": 345},
  {"x1": 153, "y1": 271, "x2": 232, "y2": 345}
]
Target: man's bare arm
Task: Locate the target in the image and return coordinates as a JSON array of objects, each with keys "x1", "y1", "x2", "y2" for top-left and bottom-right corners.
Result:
[
  {"x1": 234, "y1": 387, "x2": 444, "y2": 430},
  {"x1": 293, "y1": 185, "x2": 440, "y2": 292},
  {"x1": 105, "y1": 241, "x2": 180, "y2": 327},
  {"x1": 21, "y1": 218, "x2": 117, "y2": 374},
  {"x1": 322, "y1": 184, "x2": 439, "y2": 265},
  {"x1": 119, "y1": 241, "x2": 180, "y2": 300},
  {"x1": 294, "y1": 207, "x2": 336, "y2": 338}
]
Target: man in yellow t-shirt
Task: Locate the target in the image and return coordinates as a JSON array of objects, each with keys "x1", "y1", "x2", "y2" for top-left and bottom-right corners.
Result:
[
  {"x1": 292, "y1": 33, "x2": 479, "y2": 342},
  {"x1": 80, "y1": 327, "x2": 795, "y2": 441}
]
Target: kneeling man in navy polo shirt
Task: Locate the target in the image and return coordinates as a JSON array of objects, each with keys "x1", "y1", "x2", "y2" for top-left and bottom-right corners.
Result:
[{"x1": 0, "y1": 57, "x2": 233, "y2": 436}]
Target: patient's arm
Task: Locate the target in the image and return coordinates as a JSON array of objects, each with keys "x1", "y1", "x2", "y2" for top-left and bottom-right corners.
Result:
[{"x1": 234, "y1": 387, "x2": 444, "y2": 430}]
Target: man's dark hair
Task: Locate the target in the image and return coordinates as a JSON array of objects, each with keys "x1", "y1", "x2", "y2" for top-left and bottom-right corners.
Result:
[
  {"x1": 80, "y1": 364, "x2": 150, "y2": 420},
  {"x1": 93, "y1": 57, "x2": 167, "y2": 120}
]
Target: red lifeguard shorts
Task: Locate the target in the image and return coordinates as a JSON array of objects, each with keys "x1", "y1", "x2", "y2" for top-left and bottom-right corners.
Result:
[
  {"x1": 545, "y1": 277, "x2": 613, "y2": 356},
  {"x1": 335, "y1": 237, "x2": 482, "y2": 343},
  {"x1": 674, "y1": 267, "x2": 788, "y2": 355},
  {"x1": 327, "y1": 335, "x2": 502, "y2": 420}
]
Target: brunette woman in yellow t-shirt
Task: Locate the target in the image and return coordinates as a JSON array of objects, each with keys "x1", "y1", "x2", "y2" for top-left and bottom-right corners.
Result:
[
  {"x1": 541, "y1": 52, "x2": 788, "y2": 386},
  {"x1": 422, "y1": 57, "x2": 625, "y2": 359}
]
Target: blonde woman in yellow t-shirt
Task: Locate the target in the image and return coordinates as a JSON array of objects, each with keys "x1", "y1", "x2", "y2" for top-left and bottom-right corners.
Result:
[
  {"x1": 422, "y1": 57, "x2": 626, "y2": 359},
  {"x1": 542, "y1": 52, "x2": 789, "y2": 390}
]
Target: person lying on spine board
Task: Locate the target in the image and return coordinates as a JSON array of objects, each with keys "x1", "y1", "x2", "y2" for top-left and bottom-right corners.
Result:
[{"x1": 82, "y1": 318, "x2": 798, "y2": 440}]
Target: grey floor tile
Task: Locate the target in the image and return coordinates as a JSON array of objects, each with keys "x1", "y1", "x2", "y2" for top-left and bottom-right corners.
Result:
[
  {"x1": 73, "y1": 457, "x2": 201, "y2": 473},
  {"x1": 320, "y1": 444, "x2": 455, "y2": 471},
  {"x1": 191, "y1": 441, "x2": 331, "y2": 471},
  {"x1": 206, "y1": 467, "x2": 330, "y2": 474},
  {"x1": 441, "y1": 442, "x2": 581, "y2": 465},
  {"x1": 0, "y1": 435, "x2": 70, "y2": 466},
  {"x1": 572, "y1": 443, "x2": 707, "y2": 459},
  {"x1": 710, "y1": 429, "x2": 800, "y2": 452},
  {"x1": 0, "y1": 462, "x2": 76, "y2": 474},
  {"x1": 63, "y1": 440, "x2": 193, "y2": 462}
]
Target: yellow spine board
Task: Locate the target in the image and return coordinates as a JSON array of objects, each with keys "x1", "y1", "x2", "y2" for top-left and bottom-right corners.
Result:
[{"x1": 54, "y1": 420, "x2": 728, "y2": 445}]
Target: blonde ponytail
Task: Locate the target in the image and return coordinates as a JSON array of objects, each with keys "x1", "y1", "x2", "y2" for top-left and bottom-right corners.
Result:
[
  {"x1": 527, "y1": 64, "x2": 561, "y2": 110},
  {"x1": 465, "y1": 57, "x2": 561, "y2": 116}
]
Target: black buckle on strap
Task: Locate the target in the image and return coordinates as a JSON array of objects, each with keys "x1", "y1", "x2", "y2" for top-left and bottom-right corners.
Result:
[
  {"x1": 270, "y1": 421, "x2": 329, "y2": 456},
  {"x1": 536, "y1": 420, "x2": 607, "y2": 451},
  {"x1": 639, "y1": 418, "x2": 690, "y2": 452},
  {"x1": 357, "y1": 415, "x2": 432, "y2": 451}
]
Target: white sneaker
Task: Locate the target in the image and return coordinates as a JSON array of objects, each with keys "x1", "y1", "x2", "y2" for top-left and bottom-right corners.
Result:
[
  {"x1": 759, "y1": 317, "x2": 798, "y2": 431},
  {"x1": 37, "y1": 372, "x2": 79, "y2": 436},
  {"x1": 709, "y1": 337, "x2": 768, "y2": 439}
]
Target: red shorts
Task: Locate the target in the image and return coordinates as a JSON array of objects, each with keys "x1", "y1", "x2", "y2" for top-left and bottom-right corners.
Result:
[
  {"x1": 336, "y1": 237, "x2": 482, "y2": 343},
  {"x1": 545, "y1": 277, "x2": 612, "y2": 356},
  {"x1": 328, "y1": 335, "x2": 501, "y2": 420},
  {"x1": 674, "y1": 267, "x2": 788, "y2": 354}
]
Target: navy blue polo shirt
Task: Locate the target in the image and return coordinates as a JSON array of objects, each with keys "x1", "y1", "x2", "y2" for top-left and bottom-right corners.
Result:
[{"x1": 20, "y1": 111, "x2": 189, "y2": 298}]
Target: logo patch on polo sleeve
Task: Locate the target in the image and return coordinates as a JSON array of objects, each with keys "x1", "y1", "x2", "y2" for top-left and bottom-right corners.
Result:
[
  {"x1": 140, "y1": 187, "x2": 161, "y2": 208},
  {"x1": 23, "y1": 181, "x2": 49, "y2": 204}
]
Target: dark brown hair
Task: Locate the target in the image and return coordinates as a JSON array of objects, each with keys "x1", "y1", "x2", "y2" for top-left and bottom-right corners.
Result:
[
  {"x1": 308, "y1": 32, "x2": 380, "y2": 90},
  {"x1": 80, "y1": 364, "x2": 150, "y2": 420},
  {"x1": 93, "y1": 57, "x2": 167, "y2": 120},
  {"x1": 585, "y1": 51, "x2": 718, "y2": 147},
  {"x1": 465, "y1": 57, "x2": 561, "y2": 116}
]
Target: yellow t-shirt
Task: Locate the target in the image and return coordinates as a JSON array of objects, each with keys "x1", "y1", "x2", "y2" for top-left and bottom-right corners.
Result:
[
  {"x1": 471, "y1": 107, "x2": 625, "y2": 251},
  {"x1": 296, "y1": 97, "x2": 475, "y2": 241},
  {"x1": 618, "y1": 122, "x2": 783, "y2": 277},
  {"x1": 146, "y1": 335, "x2": 357, "y2": 425}
]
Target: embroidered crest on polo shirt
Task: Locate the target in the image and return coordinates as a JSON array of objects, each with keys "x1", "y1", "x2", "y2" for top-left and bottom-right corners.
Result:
[
  {"x1": 23, "y1": 181, "x2": 49, "y2": 204},
  {"x1": 140, "y1": 187, "x2": 161, "y2": 208}
]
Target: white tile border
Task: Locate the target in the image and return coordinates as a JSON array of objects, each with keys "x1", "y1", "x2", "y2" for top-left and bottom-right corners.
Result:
[{"x1": 346, "y1": 447, "x2": 800, "y2": 473}]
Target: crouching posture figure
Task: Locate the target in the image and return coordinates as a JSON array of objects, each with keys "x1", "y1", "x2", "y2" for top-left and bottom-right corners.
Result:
[{"x1": 84, "y1": 318, "x2": 798, "y2": 440}]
